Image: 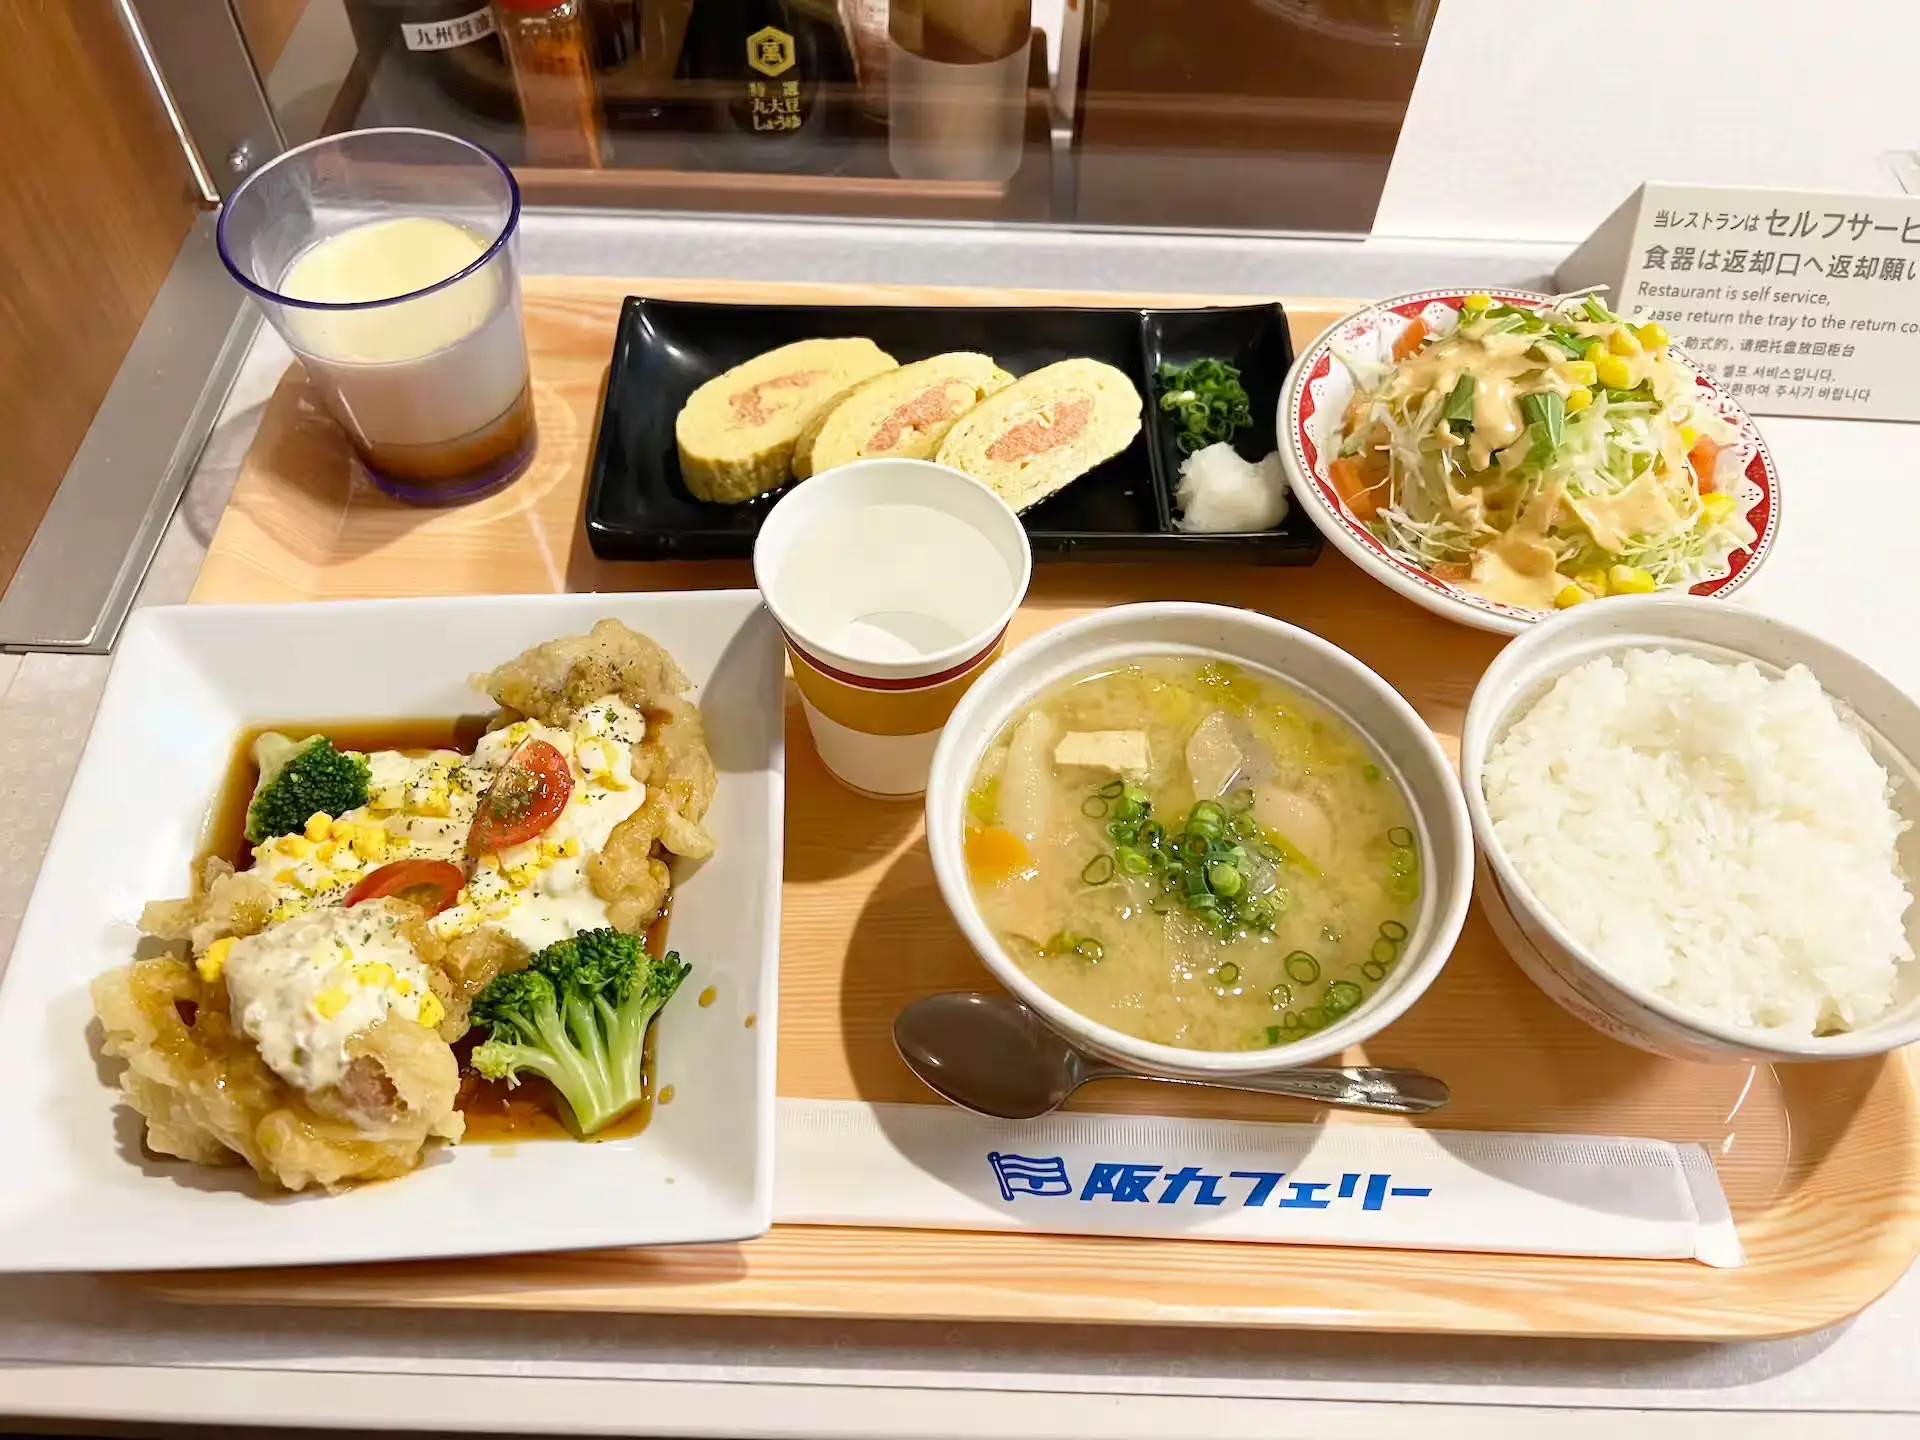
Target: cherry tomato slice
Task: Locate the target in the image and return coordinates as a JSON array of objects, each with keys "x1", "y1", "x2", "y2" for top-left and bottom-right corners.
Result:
[
  {"x1": 344, "y1": 859, "x2": 465, "y2": 916},
  {"x1": 467, "y1": 737, "x2": 573, "y2": 858}
]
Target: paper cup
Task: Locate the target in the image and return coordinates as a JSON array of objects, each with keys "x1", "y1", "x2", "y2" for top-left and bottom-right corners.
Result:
[{"x1": 754, "y1": 459, "x2": 1032, "y2": 798}]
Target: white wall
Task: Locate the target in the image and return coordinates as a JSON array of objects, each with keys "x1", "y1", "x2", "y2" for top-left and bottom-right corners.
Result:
[{"x1": 1376, "y1": 0, "x2": 1919, "y2": 244}]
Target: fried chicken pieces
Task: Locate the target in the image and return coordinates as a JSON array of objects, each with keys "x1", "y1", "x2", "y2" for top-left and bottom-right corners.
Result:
[{"x1": 92, "y1": 620, "x2": 715, "y2": 1193}]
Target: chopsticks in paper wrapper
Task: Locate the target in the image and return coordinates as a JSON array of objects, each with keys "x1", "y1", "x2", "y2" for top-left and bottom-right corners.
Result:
[{"x1": 774, "y1": 1099, "x2": 1744, "y2": 1267}]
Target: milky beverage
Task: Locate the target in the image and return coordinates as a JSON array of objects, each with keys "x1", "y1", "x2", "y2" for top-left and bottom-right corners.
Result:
[{"x1": 277, "y1": 215, "x2": 533, "y2": 492}]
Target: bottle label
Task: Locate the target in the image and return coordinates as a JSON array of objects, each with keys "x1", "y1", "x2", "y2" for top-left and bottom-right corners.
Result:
[
  {"x1": 746, "y1": 25, "x2": 797, "y2": 77},
  {"x1": 403, "y1": 6, "x2": 496, "y2": 51}
]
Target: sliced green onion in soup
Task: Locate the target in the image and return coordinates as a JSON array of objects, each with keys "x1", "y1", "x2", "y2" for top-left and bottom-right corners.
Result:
[
  {"x1": 1074, "y1": 937, "x2": 1104, "y2": 962},
  {"x1": 1380, "y1": 919, "x2": 1408, "y2": 942},
  {"x1": 1116, "y1": 846, "x2": 1151, "y2": 876},
  {"x1": 1322, "y1": 980, "x2": 1363, "y2": 1017},
  {"x1": 1098, "y1": 779, "x2": 1125, "y2": 800},
  {"x1": 1269, "y1": 982, "x2": 1292, "y2": 1008},
  {"x1": 1081, "y1": 796, "x2": 1108, "y2": 818},
  {"x1": 1284, "y1": 951, "x2": 1320, "y2": 984},
  {"x1": 1206, "y1": 861, "x2": 1244, "y2": 898},
  {"x1": 1388, "y1": 826, "x2": 1414, "y2": 849},
  {"x1": 1370, "y1": 936, "x2": 1398, "y2": 964},
  {"x1": 1361, "y1": 960, "x2": 1386, "y2": 981},
  {"x1": 1217, "y1": 961, "x2": 1240, "y2": 986},
  {"x1": 1082, "y1": 854, "x2": 1115, "y2": 885}
]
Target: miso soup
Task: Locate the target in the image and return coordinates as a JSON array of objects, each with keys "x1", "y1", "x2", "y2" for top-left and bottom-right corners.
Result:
[{"x1": 963, "y1": 657, "x2": 1421, "y2": 1051}]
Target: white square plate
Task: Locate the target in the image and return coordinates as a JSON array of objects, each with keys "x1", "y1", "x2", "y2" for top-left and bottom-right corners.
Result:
[{"x1": 0, "y1": 592, "x2": 784, "y2": 1272}]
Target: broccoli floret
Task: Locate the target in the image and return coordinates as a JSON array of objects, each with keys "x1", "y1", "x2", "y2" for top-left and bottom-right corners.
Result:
[
  {"x1": 468, "y1": 928, "x2": 691, "y2": 1137},
  {"x1": 244, "y1": 733, "x2": 372, "y2": 843}
]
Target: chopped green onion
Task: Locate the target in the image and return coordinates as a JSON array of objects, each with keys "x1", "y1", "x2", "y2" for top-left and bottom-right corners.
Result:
[
  {"x1": 1370, "y1": 936, "x2": 1398, "y2": 965},
  {"x1": 1322, "y1": 980, "x2": 1364, "y2": 1017},
  {"x1": 1361, "y1": 960, "x2": 1386, "y2": 981},
  {"x1": 1107, "y1": 819, "x2": 1138, "y2": 845},
  {"x1": 1228, "y1": 788, "x2": 1257, "y2": 813},
  {"x1": 1284, "y1": 951, "x2": 1320, "y2": 984},
  {"x1": 1388, "y1": 826, "x2": 1414, "y2": 849},
  {"x1": 1380, "y1": 920, "x2": 1408, "y2": 942},
  {"x1": 1282, "y1": 1011, "x2": 1302, "y2": 1031},
  {"x1": 1206, "y1": 861, "x2": 1244, "y2": 898},
  {"x1": 1299, "y1": 1007, "x2": 1327, "y2": 1031},
  {"x1": 1081, "y1": 796, "x2": 1108, "y2": 818},
  {"x1": 1362, "y1": 763, "x2": 1381, "y2": 782},
  {"x1": 1137, "y1": 820, "x2": 1166, "y2": 849},
  {"x1": 1265, "y1": 1024, "x2": 1282, "y2": 1045},
  {"x1": 1269, "y1": 982, "x2": 1292, "y2": 1008},
  {"x1": 1122, "y1": 783, "x2": 1150, "y2": 810},
  {"x1": 1115, "y1": 846, "x2": 1151, "y2": 876},
  {"x1": 1082, "y1": 855, "x2": 1115, "y2": 885},
  {"x1": 1074, "y1": 938, "x2": 1104, "y2": 962},
  {"x1": 1442, "y1": 373, "x2": 1476, "y2": 425},
  {"x1": 1156, "y1": 358, "x2": 1253, "y2": 455},
  {"x1": 1582, "y1": 295, "x2": 1612, "y2": 324},
  {"x1": 1098, "y1": 779, "x2": 1125, "y2": 799},
  {"x1": 1217, "y1": 962, "x2": 1240, "y2": 986},
  {"x1": 1187, "y1": 801, "x2": 1227, "y2": 839}
]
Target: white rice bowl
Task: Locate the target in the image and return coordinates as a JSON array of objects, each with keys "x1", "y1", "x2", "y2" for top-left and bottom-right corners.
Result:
[{"x1": 1483, "y1": 648, "x2": 1915, "y2": 1036}]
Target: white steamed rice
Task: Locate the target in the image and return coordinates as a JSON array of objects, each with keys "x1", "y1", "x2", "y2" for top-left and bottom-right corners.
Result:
[{"x1": 1483, "y1": 648, "x2": 1914, "y2": 1035}]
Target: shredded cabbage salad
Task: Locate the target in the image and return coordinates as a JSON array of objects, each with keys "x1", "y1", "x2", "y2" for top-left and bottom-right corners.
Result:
[{"x1": 1329, "y1": 293, "x2": 1756, "y2": 610}]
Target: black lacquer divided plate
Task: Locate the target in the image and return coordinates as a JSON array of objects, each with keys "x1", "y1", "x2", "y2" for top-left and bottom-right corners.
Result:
[{"x1": 584, "y1": 297, "x2": 1322, "y2": 565}]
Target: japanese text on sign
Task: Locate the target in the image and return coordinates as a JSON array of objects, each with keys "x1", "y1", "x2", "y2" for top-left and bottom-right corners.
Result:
[
  {"x1": 1591, "y1": 185, "x2": 1920, "y2": 421},
  {"x1": 988, "y1": 1152, "x2": 1433, "y2": 1212}
]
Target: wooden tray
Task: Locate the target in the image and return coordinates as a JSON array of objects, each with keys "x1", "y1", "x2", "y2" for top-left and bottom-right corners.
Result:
[{"x1": 153, "y1": 277, "x2": 1920, "y2": 1338}]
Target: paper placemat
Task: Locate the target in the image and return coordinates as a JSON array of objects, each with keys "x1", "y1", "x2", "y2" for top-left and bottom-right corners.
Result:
[{"x1": 775, "y1": 1099, "x2": 1744, "y2": 1267}]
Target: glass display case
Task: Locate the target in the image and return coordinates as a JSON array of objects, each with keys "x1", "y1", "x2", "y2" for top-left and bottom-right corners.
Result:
[{"x1": 220, "y1": 0, "x2": 1437, "y2": 232}]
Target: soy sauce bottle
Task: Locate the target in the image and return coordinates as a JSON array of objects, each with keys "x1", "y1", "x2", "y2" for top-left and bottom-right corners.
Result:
[{"x1": 675, "y1": 0, "x2": 856, "y2": 171}]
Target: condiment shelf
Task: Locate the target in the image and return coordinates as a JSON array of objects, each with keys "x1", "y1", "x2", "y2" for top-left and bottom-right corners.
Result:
[{"x1": 147, "y1": 277, "x2": 1920, "y2": 1339}]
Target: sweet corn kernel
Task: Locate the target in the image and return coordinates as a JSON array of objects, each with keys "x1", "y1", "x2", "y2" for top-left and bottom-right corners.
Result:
[
  {"x1": 274, "y1": 867, "x2": 299, "y2": 885},
  {"x1": 280, "y1": 835, "x2": 315, "y2": 859},
  {"x1": 1606, "y1": 327, "x2": 1641, "y2": 356},
  {"x1": 353, "y1": 961, "x2": 396, "y2": 990},
  {"x1": 414, "y1": 789, "x2": 451, "y2": 818},
  {"x1": 351, "y1": 824, "x2": 388, "y2": 861},
  {"x1": 1595, "y1": 355, "x2": 1633, "y2": 390},
  {"x1": 1575, "y1": 568, "x2": 1609, "y2": 596},
  {"x1": 1581, "y1": 341, "x2": 1607, "y2": 364},
  {"x1": 418, "y1": 991, "x2": 446, "y2": 1029},
  {"x1": 1699, "y1": 492, "x2": 1737, "y2": 524},
  {"x1": 370, "y1": 786, "x2": 405, "y2": 811},
  {"x1": 540, "y1": 839, "x2": 563, "y2": 860},
  {"x1": 268, "y1": 902, "x2": 300, "y2": 924},
  {"x1": 1679, "y1": 424, "x2": 1699, "y2": 449},
  {"x1": 304, "y1": 813, "x2": 332, "y2": 843},
  {"x1": 395, "y1": 977, "x2": 414, "y2": 997},
  {"x1": 1554, "y1": 584, "x2": 1593, "y2": 609},
  {"x1": 1565, "y1": 386, "x2": 1593, "y2": 414},
  {"x1": 1634, "y1": 322, "x2": 1670, "y2": 350},
  {"x1": 311, "y1": 987, "x2": 351, "y2": 1021},
  {"x1": 1565, "y1": 360, "x2": 1598, "y2": 387},
  {"x1": 1608, "y1": 563, "x2": 1657, "y2": 594},
  {"x1": 329, "y1": 817, "x2": 356, "y2": 841},
  {"x1": 196, "y1": 936, "x2": 235, "y2": 984},
  {"x1": 562, "y1": 837, "x2": 581, "y2": 858},
  {"x1": 315, "y1": 840, "x2": 337, "y2": 863},
  {"x1": 1463, "y1": 292, "x2": 1492, "y2": 312}
]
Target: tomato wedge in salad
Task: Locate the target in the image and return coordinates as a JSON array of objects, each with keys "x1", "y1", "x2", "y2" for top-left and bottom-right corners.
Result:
[
  {"x1": 467, "y1": 737, "x2": 573, "y2": 857},
  {"x1": 345, "y1": 859, "x2": 466, "y2": 916}
]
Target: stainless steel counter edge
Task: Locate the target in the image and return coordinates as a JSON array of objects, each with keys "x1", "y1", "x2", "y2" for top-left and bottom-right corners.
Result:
[
  {"x1": 0, "y1": 213, "x2": 257, "y2": 653},
  {"x1": 0, "y1": 209, "x2": 1565, "y2": 652}
]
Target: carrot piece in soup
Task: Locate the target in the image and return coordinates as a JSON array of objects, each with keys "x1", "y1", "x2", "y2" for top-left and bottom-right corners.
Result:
[
  {"x1": 1391, "y1": 318, "x2": 1429, "y2": 362},
  {"x1": 966, "y1": 826, "x2": 1034, "y2": 886}
]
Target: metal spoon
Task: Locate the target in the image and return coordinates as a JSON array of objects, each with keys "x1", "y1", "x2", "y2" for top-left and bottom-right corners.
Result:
[{"x1": 894, "y1": 991, "x2": 1451, "y2": 1119}]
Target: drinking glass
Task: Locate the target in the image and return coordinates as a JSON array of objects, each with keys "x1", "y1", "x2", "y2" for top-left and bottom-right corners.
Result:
[{"x1": 217, "y1": 128, "x2": 535, "y2": 504}]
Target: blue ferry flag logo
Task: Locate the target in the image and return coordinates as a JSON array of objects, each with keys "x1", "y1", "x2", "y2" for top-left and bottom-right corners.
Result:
[{"x1": 988, "y1": 1152, "x2": 1073, "y2": 1201}]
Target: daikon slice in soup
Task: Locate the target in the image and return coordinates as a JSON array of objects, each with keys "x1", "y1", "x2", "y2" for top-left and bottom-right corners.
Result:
[{"x1": 962, "y1": 657, "x2": 1421, "y2": 1051}]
